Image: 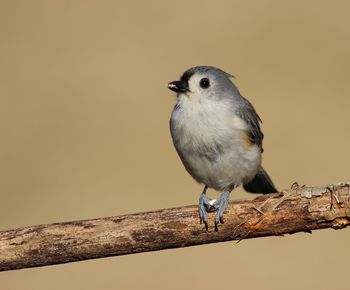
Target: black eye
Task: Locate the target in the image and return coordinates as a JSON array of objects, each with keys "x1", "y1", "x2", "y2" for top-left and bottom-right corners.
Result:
[{"x1": 199, "y1": 78, "x2": 210, "y2": 89}]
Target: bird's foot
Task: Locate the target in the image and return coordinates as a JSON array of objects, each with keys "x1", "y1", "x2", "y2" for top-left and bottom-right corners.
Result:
[
  {"x1": 198, "y1": 193, "x2": 218, "y2": 231},
  {"x1": 214, "y1": 191, "x2": 231, "y2": 231}
]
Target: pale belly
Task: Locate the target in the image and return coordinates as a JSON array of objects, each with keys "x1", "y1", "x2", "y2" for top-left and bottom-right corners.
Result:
[
  {"x1": 170, "y1": 94, "x2": 263, "y2": 191},
  {"x1": 175, "y1": 137, "x2": 261, "y2": 191},
  {"x1": 171, "y1": 104, "x2": 261, "y2": 190}
]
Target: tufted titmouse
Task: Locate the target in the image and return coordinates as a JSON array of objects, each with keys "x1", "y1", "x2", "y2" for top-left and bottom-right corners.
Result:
[{"x1": 168, "y1": 66, "x2": 277, "y2": 231}]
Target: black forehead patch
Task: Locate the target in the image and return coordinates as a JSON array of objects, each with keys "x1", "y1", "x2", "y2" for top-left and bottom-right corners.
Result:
[{"x1": 180, "y1": 67, "x2": 197, "y2": 83}]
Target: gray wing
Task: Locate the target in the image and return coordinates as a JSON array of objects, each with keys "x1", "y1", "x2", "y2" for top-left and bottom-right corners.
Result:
[{"x1": 236, "y1": 97, "x2": 264, "y2": 151}]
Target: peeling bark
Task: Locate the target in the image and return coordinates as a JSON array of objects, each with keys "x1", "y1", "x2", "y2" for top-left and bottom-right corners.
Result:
[{"x1": 0, "y1": 182, "x2": 349, "y2": 272}]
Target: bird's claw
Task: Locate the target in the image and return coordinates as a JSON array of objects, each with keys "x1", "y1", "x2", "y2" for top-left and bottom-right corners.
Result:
[
  {"x1": 214, "y1": 215, "x2": 225, "y2": 231},
  {"x1": 199, "y1": 215, "x2": 208, "y2": 231},
  {"x1": 214, "y1": 191, "x2": 230, "y2": 231},
  {"x1": 199, "y1": 190, "x2": 231, "y2": 231},
  {"x1": 199, "y1": 193, "x2": 218, "y2": 231}
]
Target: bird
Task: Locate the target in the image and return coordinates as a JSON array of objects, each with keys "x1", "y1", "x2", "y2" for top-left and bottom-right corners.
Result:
[{"x1": 167, "y1": 66, "x2": 277, "y2": 231}]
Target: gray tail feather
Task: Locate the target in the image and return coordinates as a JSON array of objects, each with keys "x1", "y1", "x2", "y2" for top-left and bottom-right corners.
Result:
[{"x1": 243, "y1": 167, "x2": 278, "y2": 194}]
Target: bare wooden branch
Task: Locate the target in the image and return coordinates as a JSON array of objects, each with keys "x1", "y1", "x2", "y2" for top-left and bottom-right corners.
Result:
[{"x1": 1, "y1": 182, "x2": 350, "y2": 272}]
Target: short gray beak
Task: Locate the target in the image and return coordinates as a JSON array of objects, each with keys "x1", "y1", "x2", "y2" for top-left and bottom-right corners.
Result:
[{"x1": 167, "y1": 80, "x2": 189, "y2": 93}]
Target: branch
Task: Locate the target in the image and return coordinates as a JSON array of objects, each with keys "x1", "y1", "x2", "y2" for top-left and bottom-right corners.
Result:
[{"x1": 1, "y1": 182, "x2": 350, "y2": 272}]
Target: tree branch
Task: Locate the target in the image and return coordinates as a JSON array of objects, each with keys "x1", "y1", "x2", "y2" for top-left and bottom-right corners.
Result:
[{"x1": 1, "y1": 182, "x2": 350, "y2": 272}]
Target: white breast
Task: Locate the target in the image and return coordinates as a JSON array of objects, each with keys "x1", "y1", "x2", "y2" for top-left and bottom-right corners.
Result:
[{"x1": 170, "y1": 94, "x2": 261, "y2": 191}]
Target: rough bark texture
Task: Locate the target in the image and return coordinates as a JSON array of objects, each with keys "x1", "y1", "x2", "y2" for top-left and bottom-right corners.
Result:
[{"x1": 0, "y1": 182, "x2": 350, "y2": 272}]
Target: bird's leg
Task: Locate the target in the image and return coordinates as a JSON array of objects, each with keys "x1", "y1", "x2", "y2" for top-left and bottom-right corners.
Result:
[
  {"x1": 198, "y1": 186, "x2": 217, "y2": 230},
  {"x1": 214, "y1": 189, "x2": 233, "y2": 231}
]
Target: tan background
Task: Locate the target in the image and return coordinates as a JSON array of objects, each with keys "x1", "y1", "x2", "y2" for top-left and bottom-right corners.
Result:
[{"x1": 1, "y1": 1, "x2": 350, "y2": 289}]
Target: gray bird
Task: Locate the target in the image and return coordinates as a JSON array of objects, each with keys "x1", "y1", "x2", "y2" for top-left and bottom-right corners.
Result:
[{"x1": 168, "y1": 66, "x2": 277, "y2": 230}]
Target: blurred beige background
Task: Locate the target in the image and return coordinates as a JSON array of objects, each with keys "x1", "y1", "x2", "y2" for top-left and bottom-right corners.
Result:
[{"x1": 1, "y1": 1, "x2": 350, "y2": 289}]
